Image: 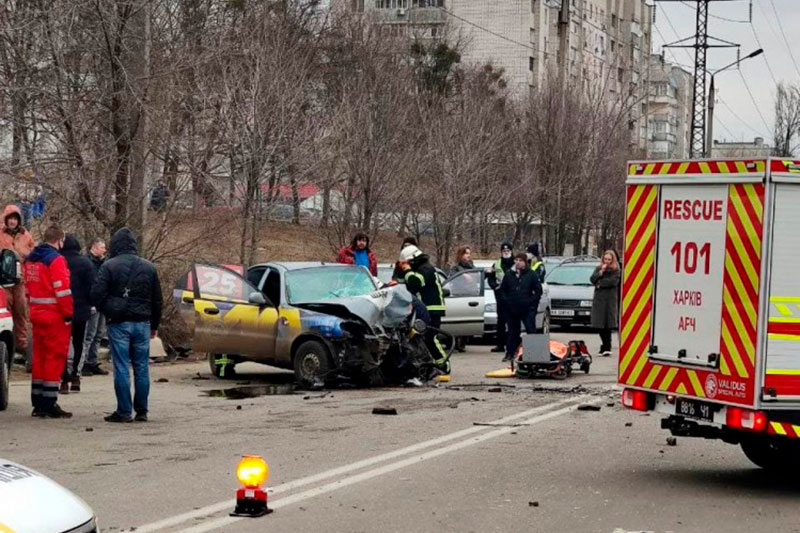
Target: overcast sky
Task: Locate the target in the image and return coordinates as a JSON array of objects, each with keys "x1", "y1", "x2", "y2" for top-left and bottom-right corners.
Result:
[{"x1": 651, "y1": 0, "x2": 800, "y2": 144}]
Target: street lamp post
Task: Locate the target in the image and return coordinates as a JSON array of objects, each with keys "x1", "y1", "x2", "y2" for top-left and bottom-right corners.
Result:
[{"x1": 706, "y1": 48, "x2": 763, "y2": 158}]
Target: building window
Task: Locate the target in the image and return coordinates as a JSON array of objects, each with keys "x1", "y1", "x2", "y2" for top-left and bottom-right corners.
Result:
[
  {"x1": 529, "y1": 57, "x2": 535, "y2": 71},
  {"x1": 530, "y1": 28, "x2": 535, "y2": 43}
]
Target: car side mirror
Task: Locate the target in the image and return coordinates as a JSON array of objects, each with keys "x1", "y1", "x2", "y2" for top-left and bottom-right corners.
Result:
[
  {"x1": 0, "y1": 249, "x2": 20, "y2": 288},
  {"x1": 442, "y1": 287, "x2": 451, "y2": 298},
  {"x1": 248, "y1": 292, "x2": 268, "y2": 306}
]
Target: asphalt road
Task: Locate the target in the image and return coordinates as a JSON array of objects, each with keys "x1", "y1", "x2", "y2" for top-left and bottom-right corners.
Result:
[{"x1": 3, "y1": 329, "x2": 800, "y2": 533}]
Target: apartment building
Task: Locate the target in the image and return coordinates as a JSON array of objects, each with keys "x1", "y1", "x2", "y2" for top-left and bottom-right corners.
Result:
[{"x1": 643, "y1": 53, "x2": 693, "y2": 159}]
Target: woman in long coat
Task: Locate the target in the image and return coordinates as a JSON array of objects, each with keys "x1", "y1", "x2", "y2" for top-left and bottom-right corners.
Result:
[{"x1": 590, "y1": 250, "x2": 621, "y2": 356}]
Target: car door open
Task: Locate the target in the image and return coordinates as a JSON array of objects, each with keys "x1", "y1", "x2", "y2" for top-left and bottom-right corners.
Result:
[{"x1": 183, "y1": 264, "x2": 279, "y2": 359}]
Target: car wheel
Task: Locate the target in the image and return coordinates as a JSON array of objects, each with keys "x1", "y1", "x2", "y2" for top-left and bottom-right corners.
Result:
[
  {"x1": 541, "y1": 311, "x2": 551, "y2": 335},
  {"x1": 293, "y1": 340, "x2": 332, "y2": 387},
  {"x1": 208, "y1": 353, "x2": 237, "y2": 379},
  {"x1": 0, "y1": 342, "x2": 9, "y2": 411}
]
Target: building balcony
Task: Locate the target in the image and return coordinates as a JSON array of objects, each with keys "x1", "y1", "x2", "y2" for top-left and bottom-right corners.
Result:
[{"x1": 372, "y1": 6, "x2": 446, "y2": 24}]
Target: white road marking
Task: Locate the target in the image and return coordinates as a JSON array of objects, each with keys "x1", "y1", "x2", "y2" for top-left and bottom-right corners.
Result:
[
  {"x1": 134, "y1": 397, "x2": 580, "y2": 533},
  {"x1": 167, "y1": 397, "x2": 600, "y2": 533}
]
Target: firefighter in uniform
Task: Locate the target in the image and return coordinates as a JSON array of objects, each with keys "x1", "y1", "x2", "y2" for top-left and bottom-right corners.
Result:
[
  {"x1": 397, "y1": 245, "x2": 450, "y2": 374},
  {"x1": 25, "y1": 226, "x2": 73, "y2": 418}
]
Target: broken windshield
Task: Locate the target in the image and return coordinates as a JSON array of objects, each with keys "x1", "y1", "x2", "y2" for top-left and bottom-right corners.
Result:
[{"x1": 285, "y1": 266, "x2": 377, "y2": 304}]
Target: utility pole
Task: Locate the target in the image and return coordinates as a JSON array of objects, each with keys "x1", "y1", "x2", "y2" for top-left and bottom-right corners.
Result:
[{"x1": 656, "y1": 0, "x2": 739, "y2": 158}]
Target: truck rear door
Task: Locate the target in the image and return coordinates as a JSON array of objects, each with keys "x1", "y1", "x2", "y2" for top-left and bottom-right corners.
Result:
[
  {"x1": 620, "y1": 160, "x2": 767, "y2": 408},
  {"x1": 763, "y1": 160, "x2": 800, "y2": 401}
]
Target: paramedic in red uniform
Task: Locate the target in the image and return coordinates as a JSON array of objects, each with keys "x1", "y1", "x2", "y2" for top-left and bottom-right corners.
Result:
[{"x1": 25, "y1": 226, "x2": 74, "y2": 418}]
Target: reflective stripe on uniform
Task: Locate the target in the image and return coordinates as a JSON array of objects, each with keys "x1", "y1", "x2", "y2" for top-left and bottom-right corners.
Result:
[
  {"x1": 427, "y1": 305, "x2": 446, "y2": 312},
  {"x1": 30, "y1": 297, "x2": 57, "y2": 304},
  {"x1": 55, "y1": 289, "x2": 72, "y2": 298},
  {"x1": 53, "y1": 280, "x2": 63, "y2": 288},
  {"x1": 404, "y1": 271, "x2": 425, "y2": 286},
  {"x1": 531, "y1": 261, "x2": 543, "y2": 271}
]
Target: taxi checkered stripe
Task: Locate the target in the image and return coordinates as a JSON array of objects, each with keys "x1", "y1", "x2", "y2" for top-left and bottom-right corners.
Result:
[{"x1": 618, "y1": 183, "x2": 765, "y2": 405}]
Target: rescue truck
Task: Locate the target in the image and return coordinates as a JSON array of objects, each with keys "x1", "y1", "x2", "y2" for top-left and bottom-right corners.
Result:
[{"x1": 619, "y1": 158, "x2": 800, "y2": 469}]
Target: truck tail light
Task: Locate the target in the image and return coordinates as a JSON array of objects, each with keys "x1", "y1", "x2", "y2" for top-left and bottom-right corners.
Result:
[
  {"x1": 621, "y1": 388, "x2": 651, "y2": 411},
  {"x1": 726, "y1": 407, "x2": 767, "y2": 433}
]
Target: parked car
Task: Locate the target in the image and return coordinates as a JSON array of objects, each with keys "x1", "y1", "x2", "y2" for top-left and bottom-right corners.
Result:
[
  {"x1": 0, "y1": 458, "x2": 98, "y2": 533},
  {"x1": 176, "y1": 262, "x2": 415, "y2": 384},
  {"x1": 376, "y1": 263, "x2": 447, "y2": 286},
  {"x1": 542, "y1": 255, "x2": 565, "y2": 275},
  {"x1": 444, "y1": 267, "x2": 551, "y2": 339},
  {"x1": 0, "y1": 249, "x2": 23, "y2": 411},
  {"x1": 545, "y1": 258, "x2": 600, "y2": 327}
]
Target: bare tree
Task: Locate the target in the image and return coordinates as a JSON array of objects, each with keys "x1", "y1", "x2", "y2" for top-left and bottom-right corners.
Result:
[{"x1": 774, "y1": 82, "x2": 800, "y2": 158}]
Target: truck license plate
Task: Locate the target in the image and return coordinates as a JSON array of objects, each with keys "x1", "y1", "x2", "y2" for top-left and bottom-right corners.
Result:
[
  {"x1": 552, "y1": 310, "x2": 574, "y2": 317},
  {"x1": 676, "y1": 398, "x2": 714, "y2": 422}
]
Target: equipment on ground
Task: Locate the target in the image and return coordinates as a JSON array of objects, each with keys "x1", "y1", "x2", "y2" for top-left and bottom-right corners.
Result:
[
  {"x1": 231, "y1": 456, "x2": 272, "y2": 517},
  {"x1": 619, "y1": 157, "x2": 800, "y2": 470},
  {"x1": 515, "y1": 335, "x2": 592, "y2": 379}
]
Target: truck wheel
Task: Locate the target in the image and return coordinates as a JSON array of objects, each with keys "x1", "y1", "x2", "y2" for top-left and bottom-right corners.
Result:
[
  {"x1": 740, "y1": 437, "x2": 800, "y2": 471},
  {"x1": 0, "y1": 342, "x2": 9, "y2": 411},
  {"x1": 208, "y1": 353, "x2": 237, "y2": 379},
  {"x1": 293, "y1": 340, "x2": 332, "y2": 387}
]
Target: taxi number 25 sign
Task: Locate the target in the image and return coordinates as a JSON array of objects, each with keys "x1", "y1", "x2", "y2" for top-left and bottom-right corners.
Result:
[{"x1": 652, "y1": 185, "x2": 728, "y2": 366}]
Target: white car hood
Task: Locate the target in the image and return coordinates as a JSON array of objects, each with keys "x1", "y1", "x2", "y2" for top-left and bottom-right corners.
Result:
[{"x1": 0, "y1": 460, "x2": 95, "y2": 533}]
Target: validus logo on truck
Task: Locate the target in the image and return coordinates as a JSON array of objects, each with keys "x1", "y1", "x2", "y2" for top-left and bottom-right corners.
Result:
[{"x1": 705, "y1": 374, "x2": 718, "y2": 399}]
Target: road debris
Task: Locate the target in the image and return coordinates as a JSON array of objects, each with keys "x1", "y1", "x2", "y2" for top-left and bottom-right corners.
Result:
[
  {"x1": 577, "y1": 404, "x2": 601, "y2": 411},
  {"x1": 529, "y1": 501, "x2": 540, "y2": 507},
  {"x1": 372, "y1": 407, "x2": 398, "y2": 415},
  {"x1": 488, "y1": 387, "x2": 503, "y2": 393},
  {"x1": 625, "y1": 422, "x2": 633, "y2": 427},
  {"x1": 85, "y1": 428, "x2": 94, "y2": 432},
  {"x1": 666, "y1": 437, "x2": 678, "y2": 446},
  {"x1": 192, "y1": 372, "x2": 210, "y2": 380},
  {"x1": 155, "y1": 378, "x2": 169, "y2": 383}
]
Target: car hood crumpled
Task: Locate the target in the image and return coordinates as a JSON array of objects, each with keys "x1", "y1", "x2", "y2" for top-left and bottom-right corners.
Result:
[{"x1": 294, "y1": 285, "x2": 413, "y2": 329}]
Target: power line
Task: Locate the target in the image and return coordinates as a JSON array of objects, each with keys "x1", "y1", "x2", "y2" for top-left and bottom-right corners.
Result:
[
  {"x1": 718, "y1": 96, "x2": 766, "y2": 137},
  {"x1": 737, "y1": 69, "x2": 772, "y2": 134},
  {"x1": 748, "y1": 16, "x2": 779, "y2": 88},
  {"x1": 679, "y1": 0, "x2": 749, "y2": 23},
  {"x1": 768, "y1": 0, "x2": 800, "y2": 78},
  {"x1": 658, "y1": 5, "x2": 695, "y2": 65},
  {"x1": 437, "y1": 7, "x2": 541, "y2": 55}
]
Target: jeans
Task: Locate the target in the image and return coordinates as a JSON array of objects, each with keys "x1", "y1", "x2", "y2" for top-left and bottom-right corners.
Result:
[
  {"x1": 83, "y1": 309, "x2": 105, "y2": 369},
  {"x1": 108, "y1": 321, "x2": 151, "y2": 417},
  {"x1": 506, "y1": 308, "x2": 538, "y2": 357}
]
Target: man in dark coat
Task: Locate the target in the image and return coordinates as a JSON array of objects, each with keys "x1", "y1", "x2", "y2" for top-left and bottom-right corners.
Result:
[
  {"x1": 82, "y1": 238, "x2": 109, "y2": 375},
  {"x1": 590, "y1": 251, "x2": 621, "y2": 356},
  {"x1": 499, "y1": 253, "x2": 543, "y2": 362},
  {"x1": 60, "y1": 235, "x2": 95, "y2": 393},
  {"x1": 91, "y1": 228, "x2": 162, "y2": 423},
  {"x1": 487, "y1": 242, "x2": 514, "y2": 353}
]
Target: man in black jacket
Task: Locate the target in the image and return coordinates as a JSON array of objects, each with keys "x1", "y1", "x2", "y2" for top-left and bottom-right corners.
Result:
[
  {"x1": 91, "y1": 228, "x2": 162, "y2": 423},
  {"x1": 500, "y1": 253, "x2": 543, "y2": 362},
  {"x1": 60, "y1": 235, "x2": 95, "y2": 393},
  {"x1": 82, "y1": 238, "x2": 109, "y2": 376}
]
